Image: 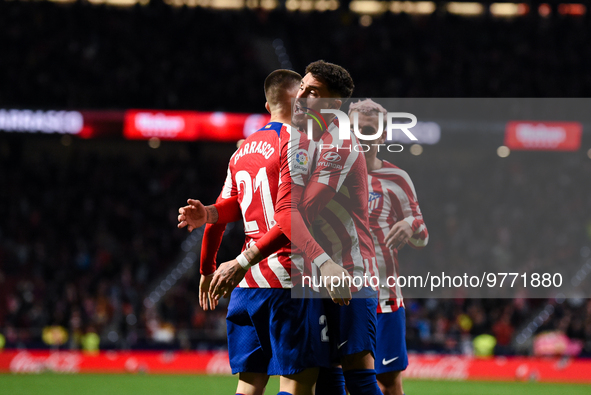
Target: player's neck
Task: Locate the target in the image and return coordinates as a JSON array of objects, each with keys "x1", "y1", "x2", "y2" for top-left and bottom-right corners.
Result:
[
  {"x1": 269, "y1": 114, "x2": 291, "y2": 125},
  {"x1": 365, "y1": 154, "x2": 382, "y2": 172}
]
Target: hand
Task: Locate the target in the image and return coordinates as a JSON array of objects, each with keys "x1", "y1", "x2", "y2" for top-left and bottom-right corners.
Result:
[
  {"x1": 384, "y1": 220, "x2": 413, "y2": 250},
  {"x1": 319, "y1": 259, "x2": 352, "y2": 306},
  {"x1": 210, "y1": 259, "x2": 247, "y2": 300},
  {"x1": 199, "y1": 274, "x2": 218, "y2": 311},
  {"x1": 177, "y1": 199, "x2": 207, "y2": 232}
]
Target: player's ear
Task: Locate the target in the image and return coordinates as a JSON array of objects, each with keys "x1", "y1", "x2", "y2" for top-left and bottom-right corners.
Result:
[
  {"x1": 265, "y1": 102, "x2": 271, "y2": 114},
  {"x1": 378, "y1": 131, "x2": 387, "y2": 145},
  {"x1": 333, "y1": 99, "x2": 342, "y2": 110}
]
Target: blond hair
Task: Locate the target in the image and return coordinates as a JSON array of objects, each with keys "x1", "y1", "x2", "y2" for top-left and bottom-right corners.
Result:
[{"x1": 348, "y1": 99, "x2": 387, "y2": 117}]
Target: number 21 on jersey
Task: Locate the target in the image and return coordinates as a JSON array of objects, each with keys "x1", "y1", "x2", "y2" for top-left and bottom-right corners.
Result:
[{"x1": 235, "y1": 167, "x2": 276, "y2": 235}]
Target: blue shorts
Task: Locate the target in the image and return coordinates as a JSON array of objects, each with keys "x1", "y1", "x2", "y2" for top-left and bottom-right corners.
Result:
[
  {"x1": 374, "y1": 307, "x2": 409, "y2": 374},
  {"x1": 323, "y1": 287, "x2": 378, "y2": 361},
  {"x1": 226, "y1": 288, "x2": 331, "y2": 376}
]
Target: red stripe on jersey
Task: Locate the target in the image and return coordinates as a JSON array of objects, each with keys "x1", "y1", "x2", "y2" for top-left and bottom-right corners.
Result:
[
  {"x1": 243, "y1": 271, "x2": 259, "y2": 288},
  {"x1": 259, "y1": 260, "x2": 282, "y2": 288}
]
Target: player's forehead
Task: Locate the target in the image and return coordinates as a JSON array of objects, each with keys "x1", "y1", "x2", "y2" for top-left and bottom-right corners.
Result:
[{"x1": 352, "y1": 111, "x2": 381, "y2": 126}]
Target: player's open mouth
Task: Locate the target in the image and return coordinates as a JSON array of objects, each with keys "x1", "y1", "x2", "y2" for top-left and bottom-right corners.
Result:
[{"x1": 294, "y1": 102, "x2": 305, "y2": 115}]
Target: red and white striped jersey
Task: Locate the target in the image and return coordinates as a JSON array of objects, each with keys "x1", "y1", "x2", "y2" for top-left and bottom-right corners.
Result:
[
  {"x1": 368, "y1": 160, "x2": 429, "y2": 313},
  {"x1": 303, "y1": 122, "x2": 378, "y2": 291},
  {"x1": 220, "y1": 122, "x2": 315, "y2": 289}
]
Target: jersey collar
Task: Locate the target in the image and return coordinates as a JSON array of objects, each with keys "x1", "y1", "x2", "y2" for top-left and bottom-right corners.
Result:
[{"x1": 260, "y1": 122, "x2": 284, "y2": 137}]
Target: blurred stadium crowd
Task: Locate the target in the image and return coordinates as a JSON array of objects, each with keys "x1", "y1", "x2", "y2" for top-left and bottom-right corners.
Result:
[
  {"x1": 0, "y1": 140, "x2": 240, "y2": 349},
  {"x1": 2, "y1": 1, "x2": 591, "y2": 112},
  {"x1": 399, "y1": 149, "x2": 591, "y2": 357},
  {"x1": 1, "y1": 1, "x2": 591, "y2": 358},
  {"x1": 1, "y1": 139, "x2": 590, "y2": 356}
]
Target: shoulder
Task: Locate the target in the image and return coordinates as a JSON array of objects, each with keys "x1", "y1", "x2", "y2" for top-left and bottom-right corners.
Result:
[
  {"x1": 281, "y1": 125, "x2": 314, "y2": 151},
  {"x1": 232, "y1": 131, "x2": 278, "y2": 166},
  {"x1": 279, "y1": 124, "x2": 306, "y2": 140},
  {"x1": 376, "y1": 161, "x2": 410, "y2": 180},
  {"x1": 373, "y1": 161, "x2": 416, "y2": 191}
]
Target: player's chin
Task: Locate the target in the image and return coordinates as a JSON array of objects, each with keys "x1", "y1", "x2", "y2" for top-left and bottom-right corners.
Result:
[{"x1": 292, "y1": 113, "x2": 306, "y2": 128}]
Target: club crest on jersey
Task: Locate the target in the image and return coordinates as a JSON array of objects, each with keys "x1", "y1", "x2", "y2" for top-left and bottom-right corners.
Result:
[
  {"x1": 368, "y1": 192, "x2": 383, "y2": 212},
  {"x1": 296, "y1": 150, "x2": 309, "y2": 166}
]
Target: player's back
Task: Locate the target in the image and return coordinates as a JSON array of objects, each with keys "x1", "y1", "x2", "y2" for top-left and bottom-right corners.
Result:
[{"x1": 222, "y1": 122, "x2": 292, "y2": 288}]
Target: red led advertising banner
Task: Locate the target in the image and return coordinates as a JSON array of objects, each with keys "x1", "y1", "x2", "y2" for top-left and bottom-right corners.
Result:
[
  {"x1": 1, "y1": 351, "x2": 590, "y2": 383},
  {"x1": 123, "y1": 110, "x2": 270, "y2": 142},
  {"x1": 1, "y1": 108, "x2": 588, "y2": 148},
  {"x1": 505, "y1": 121, "x2": 582, "y2": 151},
  {"x1": 0, "y1": 108, "x2": 271, "y2": 141}
]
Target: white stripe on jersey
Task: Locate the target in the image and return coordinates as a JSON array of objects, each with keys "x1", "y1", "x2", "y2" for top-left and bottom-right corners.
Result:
[
  {"x1": 248, "y1": 263, "x2": 271, "y2": 288},
  {"x1": 335, "y1": 136, "x2": 360, "y2": 192},
  {"x1": 316, "y1": 166, "x2": 331, "y2": 187},
  {"x1": 374, "y1": 167, "x2": 418, "y2": 199},
  {"x1": 221, "y1": 164, "x2": 234, "y2": 199},
  {"x1": 266, "y1": 252, "x2": 292, "y2": 288},
  {"x1": 291, "y1": 253, "x2": 305, "y2": 274},
  {"x1": 316, "y1": 125, "x2": 360, "y2": 192},
  {"x1": 388, "y1": 182, "x2": 413, "y2": 218}
]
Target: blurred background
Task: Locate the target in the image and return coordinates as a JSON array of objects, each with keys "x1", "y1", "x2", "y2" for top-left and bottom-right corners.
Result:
[{"x1": 1, "y1": 0, "x2": 591, "y2": 364}]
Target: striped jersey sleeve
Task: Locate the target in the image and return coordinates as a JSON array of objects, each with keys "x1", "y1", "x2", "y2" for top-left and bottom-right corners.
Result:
[
  {"x1": 382, "y1": 163, "x2": 428, "y2": 249},
  {"x1": 279, "y1": 125, "x2": 316, "y2": 187},
  {"x1": 276, "y1": 125, "x2": 324, "y2": 272}
]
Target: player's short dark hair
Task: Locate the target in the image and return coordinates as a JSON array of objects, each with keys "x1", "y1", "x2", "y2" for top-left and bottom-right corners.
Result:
[
  {"x1": 264, "y1": 69, "x2": 302, "y2": 108},
  {"x1": 305, "y1": 60, "x2": 354, "y2": 99}
]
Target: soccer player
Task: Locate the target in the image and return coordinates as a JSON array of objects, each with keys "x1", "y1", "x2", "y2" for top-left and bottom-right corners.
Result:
[
  {"x1": 179, "y1": 69, "x2": 328, "y2": 395},
  {"x1": 350, "y1": 99, "x2": 429, "y2": 395},
  {"x1": 209, "y1": 61, "x2": 384, "y2": 395}
]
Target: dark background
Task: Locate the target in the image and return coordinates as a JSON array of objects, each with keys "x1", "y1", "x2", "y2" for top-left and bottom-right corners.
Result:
[{"x1": 1, "y1": 0, "x2": 590, "y2": 356}]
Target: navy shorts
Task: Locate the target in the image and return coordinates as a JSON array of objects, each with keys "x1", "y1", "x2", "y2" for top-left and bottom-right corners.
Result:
[
  {"x1": 323, "y1": 287, "x2": 378, "y2": 361},
  {"x1": 374, "y1": 307, "x2": 409, "y2": 374},
  {"x1": 226, "y1": 288, "x2": 331, "y2": 376}
]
